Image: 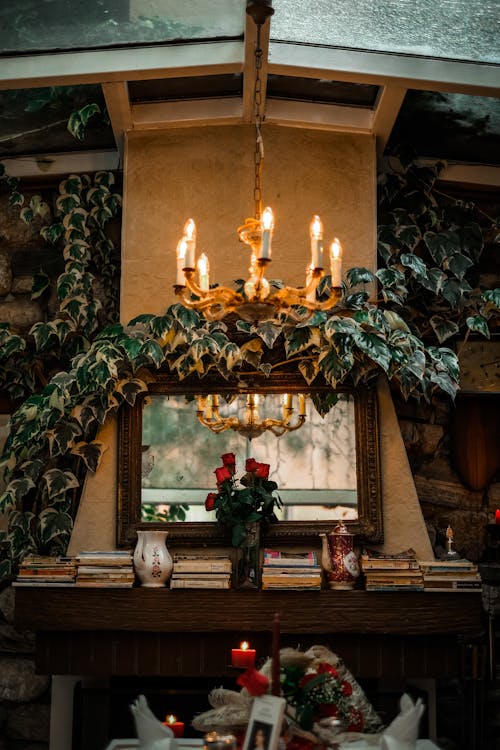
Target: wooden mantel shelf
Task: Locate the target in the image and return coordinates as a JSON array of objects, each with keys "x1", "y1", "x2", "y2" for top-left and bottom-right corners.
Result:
[{"x1": 15, "y1": 587, "x2": 483, "y2": 637}]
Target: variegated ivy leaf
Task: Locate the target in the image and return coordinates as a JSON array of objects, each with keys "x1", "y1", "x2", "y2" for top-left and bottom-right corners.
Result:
[
  {"x1": 56, "y1": 193, "x2": 81, "y2": 213},
  {"x1": 482, "y1": 288, "x2": 500, "y2": 310},
  {"x1": 114, "y1": 378, "x2": 148, "y2": 406},
  {"x1": 70, "y1": 441, "x2": 107, "y2": 473},
  {"x1": 429, "y1": 315, "x2": 460, "y2": 343},
  {"x1": 254, "y1": 321, "x2": 282, "y2": 349},
  {"x1": 345, "y1": 267, "x2": 375, "y2": 287},
  {"x1": 284, "y1": 326, "x2": 317, "y2": 357},
  {"x1": 169, "y1": 303, "x2": 202, "y2": 330},
  {"x1": 62, "y1": 207, "x2": 89, "y2": 231},
  {"x1": 86, "y1": 186, "x2": 110, "y2": 206},
  {"x1": 239, "y1": 338, "x2": 263, "y2": 368},
  {"x1": 40, "y1": 222, "x2": 64, "y2": 245},
  {"x1": 29, "y1": 194, "x2": 50, "y2": 218},
  {"x1": 310, "y1": 391, "x2": 339, "y2": 418},
  {"x1": 352, "y1": 330, "x2": 392, "y2": 372},
  {"x1": 31, "y1": 271, "x2": 51, "y2": 300},
  {"x1": 317, "y1": 347, "x2": 347, "y2": 387},
  {"x1": 60, "y1": 174, "x2": 83, "y2": 194},
  {"x1": 47, "y1": 422, "x2": 82, "y2": 457},
  {"x1": 172, "y1": 351, "x2": 204, "y2": 379},
  {"x1": 138, "y1": 339, "x2": 165, "y2": 367},
  {"x1": 298, "y1": 358, "x2": 319, "y2": 385},
  {"x1": 0, "y1": 328, "x2": 26, "y2": 358},
  {"x1": 17, "y1": 458, "x2": 45, "y2": 482},
  {"x1": 39, "y1": 508, "x2": 73, "y2": 545},
  {"x1": 60, "y1": 295, "x2": 89, "y2": 325},
  {"x1": 220, "y1": 342, "x2": 242, "y2": 371},
  {"x1": 94, "y1": 171, "x2": 115, "y2": 187},
  {"x1": 0, "y1": 477, "x2": 35, "y2": 511},
  {"x1": 30, "y1": 321, "x2": 57, "y2": 351},
  {"x1": 400, "y1": 252, "x2": 428, "y2": 278},
  {"x1": 20, "y1": 207, "x2": 34, "y2": 224},
  {"x1": 466, "y1": 315, "x2": 490, "y2": 339},
  {"x1": 42, "y1": 468, "x2": 80, "y2": 499}
]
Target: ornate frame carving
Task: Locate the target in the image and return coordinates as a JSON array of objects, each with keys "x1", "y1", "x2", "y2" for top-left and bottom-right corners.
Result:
[{"x1": 117, "y1": 370, "x2": 382, "y2": 547}]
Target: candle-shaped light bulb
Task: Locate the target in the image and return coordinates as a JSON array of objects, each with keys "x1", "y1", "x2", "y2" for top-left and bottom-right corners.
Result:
[
  {"x1": 310, "y1": 215, "x2": 324, "y2": 269},
  {"x1": 298, "y1": 393, "x2": 306, "y2": 417},
  {"x1": 205, "y1": 394, "x2": 213, "y2": 420},
  {"x1": 259, "y1": 206, "x2": 274, "y2": 260},
  {"x1": 176, "y1": 238, "x2": 187, "y2": 286},
  {"x1": 183, "y1": 218, "x2": 196, "y2": 268},
  {"x1": 329, "y1": 237, "x2": 343, "y2": 287},
  {"x1": 282, "y1": 393, "x2": 292, "y2": 419},
  {"x1": 197, "y1": 252, "x2": 210, "y2": 291}
]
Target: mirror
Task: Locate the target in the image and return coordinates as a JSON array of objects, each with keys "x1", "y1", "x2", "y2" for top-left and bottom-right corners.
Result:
[{"x1": 117, "y1": 371, "x2": 382, "y2": 546}]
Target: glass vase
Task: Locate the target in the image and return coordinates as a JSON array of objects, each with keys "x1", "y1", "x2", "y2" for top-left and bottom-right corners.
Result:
[{"x1": 236, "y1": 521, "x2": 261, "y2": 589}]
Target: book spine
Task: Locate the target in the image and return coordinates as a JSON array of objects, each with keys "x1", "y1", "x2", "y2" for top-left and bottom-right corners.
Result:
[
  {"x1": 361, "y1": 561, "x2": 419, "y2": 570},
  {"x1": 170, "y1": 579, "x2": 231, "y2": 589},
  {"x1": 173, "y1": 564, "x2": 232, "y2": 573}
]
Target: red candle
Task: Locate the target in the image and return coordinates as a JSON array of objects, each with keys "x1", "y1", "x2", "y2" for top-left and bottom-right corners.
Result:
[
  {"x1": 163, "y1": 715, "x2": 184, "y2": 737},
  {"x1": 271, "y1": 612, "x2": 281, "y2": 696},
  {"x1": 496, "y1": 510, "x2": 500, "y2": 524},
  {"x1": 231, "y1": 641, "x2": 256, "y2": 668}
]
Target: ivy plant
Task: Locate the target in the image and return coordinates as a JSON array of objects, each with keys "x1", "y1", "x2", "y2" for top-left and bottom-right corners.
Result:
[{"x1": 0, "y1": 155, "x2": 498, "y2": 582}]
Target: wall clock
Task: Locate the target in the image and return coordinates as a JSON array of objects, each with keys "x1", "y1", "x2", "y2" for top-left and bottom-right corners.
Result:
[{"x1": 457, "y1": 340, "x2": 500, "y2": 393}]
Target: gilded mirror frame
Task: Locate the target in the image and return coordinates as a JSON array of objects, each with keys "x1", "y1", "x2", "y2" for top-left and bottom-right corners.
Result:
[{"x1": 117, "y1": 369, "x2": 382, "y2": 547}]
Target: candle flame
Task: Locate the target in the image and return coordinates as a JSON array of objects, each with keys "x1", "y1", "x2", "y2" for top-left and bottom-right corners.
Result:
[
  {"x1": 330, "y1": 238, "x2": 342, "y2": 260},
  {"x1": 309, "y1": 215, "x2": 323, "y2": 240},
  {"x1": 183, "y1": 218, "x2": 196, "y2": 240},
  {"x1": 261, "y1": 206, "x2": 274, "y2": 231},
  {"x1": 166, "y1": 715, "x2": 177, "y2": 724},
  {"x1": 240, "y1": 641, "x2": 249, "y2": 651}
]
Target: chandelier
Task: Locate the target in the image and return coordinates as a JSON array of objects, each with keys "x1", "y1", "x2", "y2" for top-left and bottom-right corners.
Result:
[
  {"x1": 196, "y1": 393, "x2": 306, "y2": 440},
  {"x1": 174, "y1": 0, "x2": 343, "y2": 323}
]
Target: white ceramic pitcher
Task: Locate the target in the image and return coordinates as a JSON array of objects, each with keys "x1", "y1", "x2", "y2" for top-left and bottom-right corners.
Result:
[{"x1": 133, "y1": 530, "x2": 173, "y2": 587}]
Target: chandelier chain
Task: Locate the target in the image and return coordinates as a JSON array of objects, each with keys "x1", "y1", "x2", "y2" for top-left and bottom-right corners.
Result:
[{"x1": 253, "y1": 23, "x2": 264, "y2": 219}]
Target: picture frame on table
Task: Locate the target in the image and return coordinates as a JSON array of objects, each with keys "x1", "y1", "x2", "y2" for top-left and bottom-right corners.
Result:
[{"x1": 242, "y1": 695, "x2": 286, "y2": 750}]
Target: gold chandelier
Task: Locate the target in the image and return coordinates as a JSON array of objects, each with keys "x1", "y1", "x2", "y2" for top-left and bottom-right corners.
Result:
[
  {"x1": 173, "y1": 1, "x2": 343, "y2": 323},
  {"x1": 196, "y1": 393, "x2": 306, "y2": 440}
]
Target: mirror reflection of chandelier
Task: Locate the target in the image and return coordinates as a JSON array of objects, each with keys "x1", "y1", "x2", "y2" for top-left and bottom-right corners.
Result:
[
  {"x1": 173, "y1": 0, "x2": 343, "y2": 323},
  {"x1": 196, "y1": 393, "x2": 306, "y2": 440}
]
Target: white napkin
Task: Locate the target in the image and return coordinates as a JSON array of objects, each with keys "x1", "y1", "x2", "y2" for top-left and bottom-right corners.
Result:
[
  {"x1": 380, "y1": 694, "x2": 425, "y2": 750},
  {"x1": 130, "y1": 694, "x2": 178, "y2": 750}
]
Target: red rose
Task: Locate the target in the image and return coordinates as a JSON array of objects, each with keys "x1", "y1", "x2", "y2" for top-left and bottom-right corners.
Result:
[
  {"x1": 317, "y1": 663, "x2": 338, "y2": 677},
  {"x1": 245, "y1": 457, "x2": 259, "y2": 473},
  {"x1": 214, "y1": 466, "x2": 232, "y2": 484},
  {"x1": 236, "y1": 667, "x2": 269, "y2": 696},
  {"x1": 221, "y1": 453, "x2": 236, "y2": 474},
  {"x1": 205, "y1": 492, "x2": 218, "y2": 511},
  {"x1": 255, "y1": 462, "x2": 270, "y2": 479},
  {"x1": 341, "y1": 680, "x2": 353, "y2": 697}
]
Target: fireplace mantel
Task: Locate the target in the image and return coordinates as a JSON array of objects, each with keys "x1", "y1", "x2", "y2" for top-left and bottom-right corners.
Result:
[{"x1": 15, "y1": 587, "x2": 483, "y2": 636}]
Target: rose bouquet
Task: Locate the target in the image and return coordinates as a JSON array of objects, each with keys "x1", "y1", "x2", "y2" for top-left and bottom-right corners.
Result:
[{"x1": 205, "y1": 453, "x2": 282, "y2": 547}]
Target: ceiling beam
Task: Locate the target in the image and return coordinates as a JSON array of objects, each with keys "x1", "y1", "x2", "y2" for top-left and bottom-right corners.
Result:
[
  {"x1": 131, "y1": 98, "x2": 243, "y2": 130},
  {"x1": 265, "y1": 99, "x2": 373, "y2": 133},
  {"x1": 372, "y1": 85, "x2": 407, "y2": 162},
  {"x1": 269, "y1": 43, "x2": 500, "y2": 97},
  {"x1": 242, "y1": 12, "x2": 271, "y2": 123},
  {"x1": 0, "y1": 42, "x2": 244, "y2": 90},
  {"x1": 102, "y1": 82, "x2": 133, "y2": 165},
  {"x1": 0, "y1": 149, "x2": 119, "y2": 178}
]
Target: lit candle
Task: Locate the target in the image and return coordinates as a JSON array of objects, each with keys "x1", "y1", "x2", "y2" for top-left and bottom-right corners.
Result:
[
  {"x1": 329, "y1": 237, "x2": 343, "y2": 287},
  {"x1": 231, "y1": 641, "x2": 256, "y2": 668},
  {"x1": 197, "y1": 252, "x2": 210, "y2": 291},
  {"x1": 163, "y1": 714, "x2": 184, "y2": 738},
  {"x1": 259, "y1": 206, "x2": 274, "y2": 260},
  {"x1": 298, "y1": 393, "x2": 306, "y2": 417},
  {"x1": 309, "y1": 215, "x2": 323, "y2": 269},
  {"x1": 183, "y1": 218, "x2": 196, "y2": 268},
  {"x1": 495, "y1": 510, "x2": 500, "y2": 524},
  {"x1": 176, "y1": 238, "x2": 187, "y2": 286}
]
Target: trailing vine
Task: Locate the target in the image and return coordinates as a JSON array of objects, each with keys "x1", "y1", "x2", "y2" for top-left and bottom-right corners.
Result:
[{"x1": 0, "y1": 156, "x2": 498, "y2": 581}]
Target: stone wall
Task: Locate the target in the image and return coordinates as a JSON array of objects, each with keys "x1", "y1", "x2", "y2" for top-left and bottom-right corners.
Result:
[{"x1": 0, "y1": 586, "x2": 51, "y2": 750}]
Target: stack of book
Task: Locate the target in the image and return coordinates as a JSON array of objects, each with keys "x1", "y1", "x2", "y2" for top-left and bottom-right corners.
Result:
[
  {"x1": 14, "y1": 555, "x2": 76, "y2": 586},
  {"x1": 360, "y1": 548, "x2": 424, "y2": 591},
  {"x1": 261, "y1": 549, "x2": 322, "y2": 590},
  {"x1": 76, "y1": 550, "x2": 134, "y2": 588},
  {"x1": 170, "y1": 555, "x2": 232, "y2": 589},
  {"x1": 420, "y1": 558, "x2": 482, "y2": 592}
]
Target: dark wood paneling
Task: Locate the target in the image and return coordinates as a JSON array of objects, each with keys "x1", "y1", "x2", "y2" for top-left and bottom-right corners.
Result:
[
  {"x1": 35, "y1": 630, "x2": 476, "y2": 680},
  {"x1": 14, "y1": 589, "x2": 484, "y2": 636}
]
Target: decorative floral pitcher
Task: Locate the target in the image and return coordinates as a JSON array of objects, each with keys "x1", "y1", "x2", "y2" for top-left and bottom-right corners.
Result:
[
  {"x1": 133, "y1": 530, "x2": 173, "y2": 587},
  {"x1": 320, "y1": 522, "x2": 360, "y2": 590}
]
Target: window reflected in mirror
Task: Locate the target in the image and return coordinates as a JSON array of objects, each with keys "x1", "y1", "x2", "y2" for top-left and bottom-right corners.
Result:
[{"x1": 141, "y1": 393, "x2": 357, "y2": 523}]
